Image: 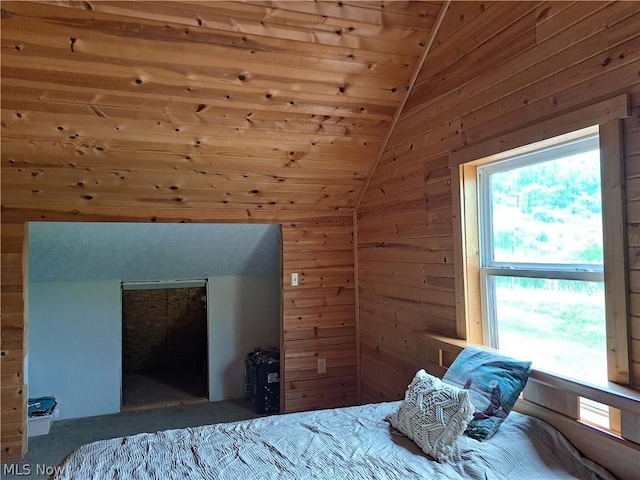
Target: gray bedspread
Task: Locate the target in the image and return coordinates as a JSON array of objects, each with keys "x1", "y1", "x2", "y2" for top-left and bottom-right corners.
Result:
[{"x1": 52, "y1": 402, "x2": 614, "y2": 480}]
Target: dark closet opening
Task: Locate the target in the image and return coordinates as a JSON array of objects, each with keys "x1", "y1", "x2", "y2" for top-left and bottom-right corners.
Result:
[{"x1": 121, "y1": 285, "x2": 208, "y2": 409}]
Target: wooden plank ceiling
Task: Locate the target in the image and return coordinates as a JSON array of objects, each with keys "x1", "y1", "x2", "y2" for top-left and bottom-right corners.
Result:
[{"x1": 1, "y1": 1, "x2": 443, "y2": 214}]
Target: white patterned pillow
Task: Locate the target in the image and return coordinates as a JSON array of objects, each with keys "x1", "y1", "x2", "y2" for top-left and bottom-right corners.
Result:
[{"x1": 386, "y1": 369, "x2": 474, "y2": 462}]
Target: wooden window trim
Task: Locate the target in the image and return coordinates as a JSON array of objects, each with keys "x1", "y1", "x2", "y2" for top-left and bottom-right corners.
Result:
[
  {"x1": 599, "y1": 119, "x2": 631, "y2": 385},
  {"x1": 450, "y1": 94, "x2": 631, "y2": 387},
  {"x1": 452, "y1": 163, "x2": 483, "y2": 343},
  {"x1": 449, "y1": 95, "x2": 629, "y2": 168}
]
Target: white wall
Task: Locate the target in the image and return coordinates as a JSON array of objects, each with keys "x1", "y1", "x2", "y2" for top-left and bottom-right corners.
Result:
[
  {"x1": 27, "y1": 275, "x2": 280, "y2": 419},
  {"x1": 207, "y1": 276, "x2": 280, "y2": 401},
  {"x1": 27, "y1": 281, "x2": 122, "y2": 420}
]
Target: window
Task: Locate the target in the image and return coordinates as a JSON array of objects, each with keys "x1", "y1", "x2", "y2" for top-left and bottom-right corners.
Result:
[
  {"x1": 450, "y1": 96, "x2": 632, "y2": 439},
  {"x1": 476, "y1": 133, "x2": 606, "y2": 384}
]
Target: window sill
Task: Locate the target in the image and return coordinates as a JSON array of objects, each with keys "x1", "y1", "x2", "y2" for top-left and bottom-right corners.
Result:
[
  {"x1": 528, "y1": 367, "x2": 639, "y2": 414},
  {"x1": 418, "y1": 332, "x2": 640, "y2": 414}
]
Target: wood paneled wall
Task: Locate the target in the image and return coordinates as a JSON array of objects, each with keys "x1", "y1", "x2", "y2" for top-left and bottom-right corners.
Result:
[
  {"x1": 0, "y1": 221, "x2": 27, "y2": 463},
  {"x1": 1, "y1": 0, "x2": 440, "y2": 461},
  {"x1": 0, "y1": 208, "x2": 355, "y2": 462},
  {"x1": 0, "y1": 0, "x2": 440, "y2": 213},
  {"x1": 2, "y1": 0, "x2": 638, "y2": 465},
  {"x1": 282, "y1": 217, "x2": 356, "y2": 412},
  {"x1": 357, "y1": 1, "x2": 640, "y2": 403}
]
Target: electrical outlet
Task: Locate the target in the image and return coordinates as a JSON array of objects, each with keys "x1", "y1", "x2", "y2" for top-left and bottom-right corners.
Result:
[
  {"x1": 291, "y1": 272, "x2": 299, "y2": 287},
  {"x1": 317, "y1": 358, "x2": 326, "y2": 374}
]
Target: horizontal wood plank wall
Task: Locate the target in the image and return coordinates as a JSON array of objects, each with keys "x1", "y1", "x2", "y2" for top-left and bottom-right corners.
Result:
[
  {"x1": 0, "y1": 0, "x2": 439, "y2": 213},
  {"x1": 357, "y1": 1, "x2": 640, "y2": 404},
  {"x1": 0, "y1": 208, "x2": 356, "y2": 462},
  {"x1": 628, "y1": 97, "x2": 640, "y2": 385},
  {"x1": 282, "y1": 218, "x2": 356, "y2": 412},
  {"x1": 0, "y1": 223, "x2": 27, "y2": 464},
  {"x1": 0, "y1": 1, "x2": 443, "y2": 461}
]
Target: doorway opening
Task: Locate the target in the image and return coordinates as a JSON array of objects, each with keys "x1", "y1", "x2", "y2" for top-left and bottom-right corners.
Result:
[{"x1": 121, "y1": 281, "x2": 208, "y2": 409}]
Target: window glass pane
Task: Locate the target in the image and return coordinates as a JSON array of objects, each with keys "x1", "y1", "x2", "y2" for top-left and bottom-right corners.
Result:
[
  {"x1": 488, "y1": 149, "x2": 602, "y2": 264},
  {"x1": 580, "y1": 398, "x2": 613, "y2": 431},
  {"x1": 491, "y1": 276, "x2": 607, "y2": 384}
]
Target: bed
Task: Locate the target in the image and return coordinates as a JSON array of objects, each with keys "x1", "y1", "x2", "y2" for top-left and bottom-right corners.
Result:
[
  {"x1": 52, "y1": 402, "x2": 612, "y2": 480},
  {"x1": 52, "y1": 334, "x2": 639, "y2": 480}
]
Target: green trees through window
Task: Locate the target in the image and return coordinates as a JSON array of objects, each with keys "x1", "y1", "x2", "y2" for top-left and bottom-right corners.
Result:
[
  {"x1": 479, "y1": 136, "x2": 607, "y2": 384},
  {"x1": 489, "y1": 149, "x2": 603, "y2": 266}
]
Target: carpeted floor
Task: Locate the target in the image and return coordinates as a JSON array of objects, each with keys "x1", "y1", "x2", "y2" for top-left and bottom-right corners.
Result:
[
  {"x1": 121, "y1": 370, "x2": 208, "y2": 408},
  {"x1": 2, "y1": 399, "x2": 260, "y2": 479}
]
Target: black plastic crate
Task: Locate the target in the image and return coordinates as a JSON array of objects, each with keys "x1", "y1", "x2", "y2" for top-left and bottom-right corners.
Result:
[
  {"x1": 251, "y1": 360, "x2": 280, "y2": 414},
  {"x1": 244, "y1": 356, "x2": 254, "y2": 401}
]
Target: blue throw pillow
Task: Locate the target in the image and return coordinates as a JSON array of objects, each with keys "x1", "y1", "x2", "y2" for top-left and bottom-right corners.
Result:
[{"x1": 442, "y1": 345, "x2": 532, "y2": 441}]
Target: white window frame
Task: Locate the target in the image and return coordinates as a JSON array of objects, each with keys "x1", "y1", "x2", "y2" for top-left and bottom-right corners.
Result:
[
  {"x1": 448, "y1": 95, "x2": 633, "y2": 438},
  {"x1": 476, "y1": 133, "x2": 604, "y2": 349}
]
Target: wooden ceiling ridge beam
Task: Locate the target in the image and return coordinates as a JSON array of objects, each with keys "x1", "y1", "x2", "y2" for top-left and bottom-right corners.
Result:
[{"x1": 354, "y1": 0, "x2": 450, "y2": 211}]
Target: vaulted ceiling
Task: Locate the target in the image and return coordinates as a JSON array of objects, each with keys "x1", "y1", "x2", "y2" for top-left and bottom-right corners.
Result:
[{"x1": 1, "y1": 1, "x2": 445, "y2": 214}]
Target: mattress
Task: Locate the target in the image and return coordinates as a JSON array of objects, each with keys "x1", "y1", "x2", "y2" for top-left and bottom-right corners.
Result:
[{"x1": 52, "y1": 402, "x2": 614, "y2": 480}]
